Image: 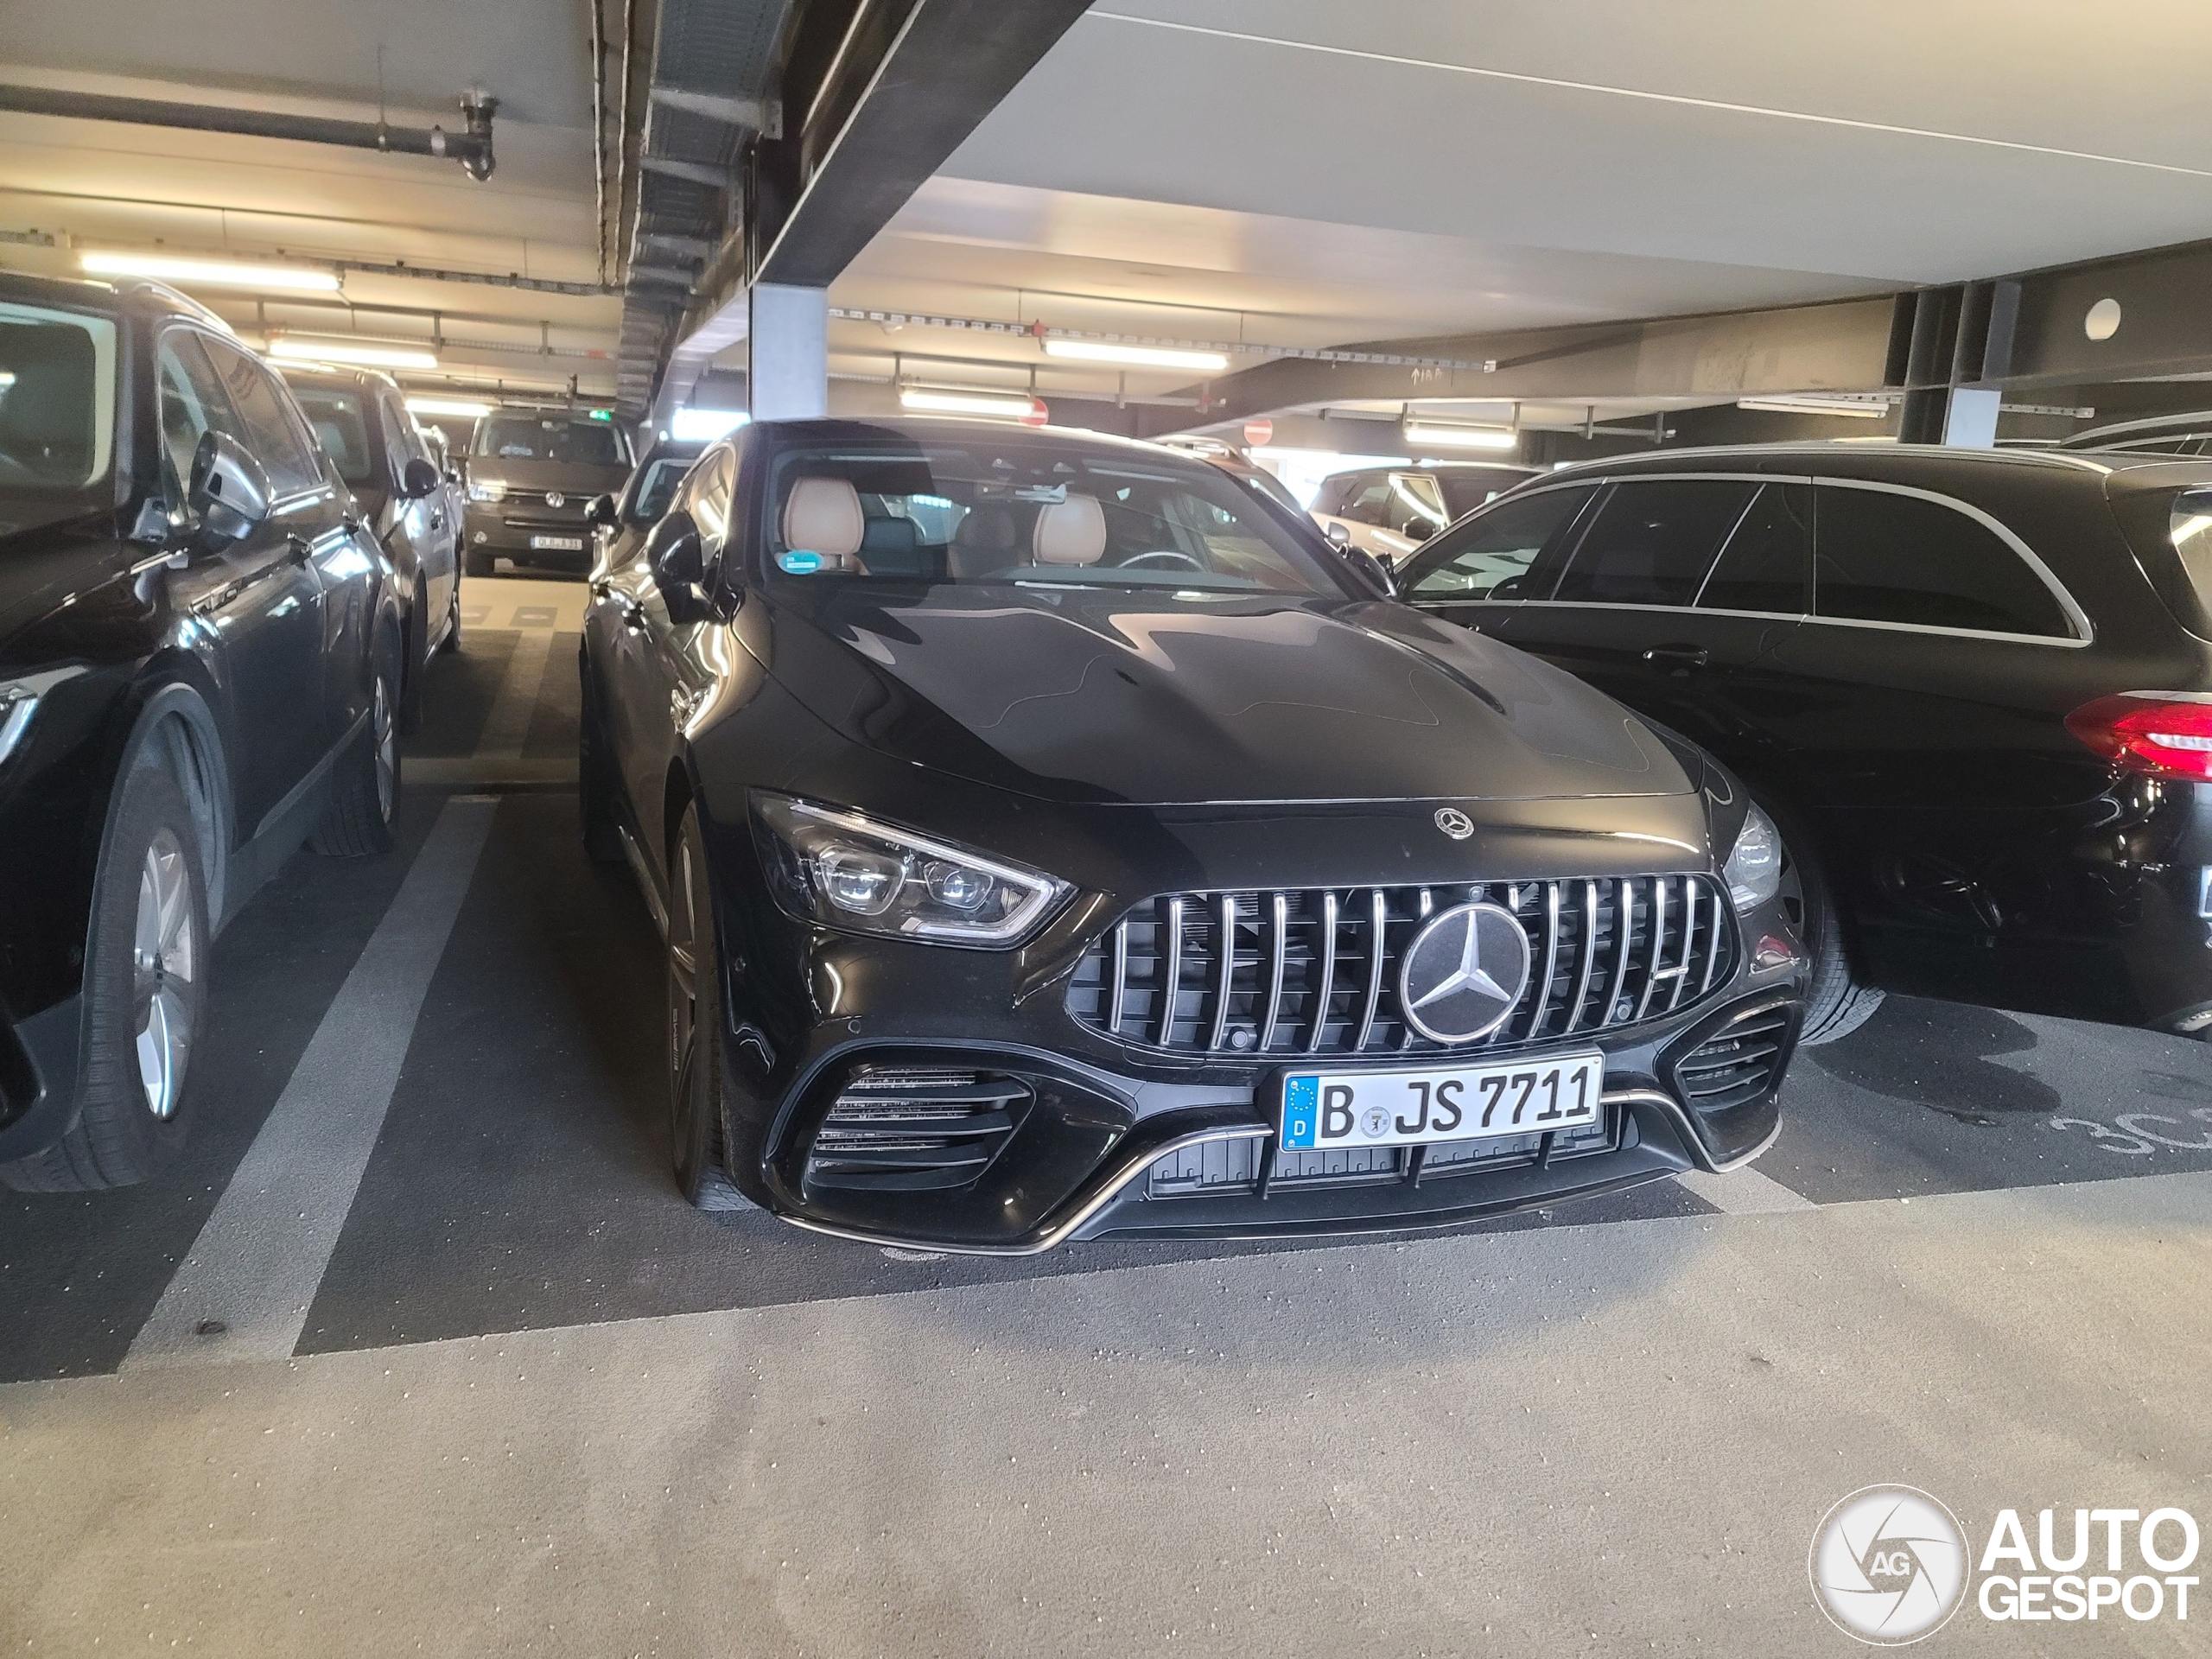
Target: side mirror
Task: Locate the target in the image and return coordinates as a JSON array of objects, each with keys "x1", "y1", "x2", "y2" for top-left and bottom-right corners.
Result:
[
  {"x1": 1405, "y1": 519, "x2": 1436, "y2": 543},
  {"x1": 1323, "y1": 520, "x2": 1352, "y2": 549},
  {"x1": 400, "y1": 457, "x2": 441, "y2": 499},
  {"x1": 586, "y1": 493, "x2": 620, "y2": 529},
  {"x1": 644, "y1": 510, "x2": 706, "y2": 617},
  {"x1": 187, "y1": 430, "x2": 271, "y2": 547}
]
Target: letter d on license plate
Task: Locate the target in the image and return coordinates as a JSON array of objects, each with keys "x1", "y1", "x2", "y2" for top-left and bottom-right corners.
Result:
[{"x1": 1279, "y1": 1052, "x2": 1604, "y2": 1151}]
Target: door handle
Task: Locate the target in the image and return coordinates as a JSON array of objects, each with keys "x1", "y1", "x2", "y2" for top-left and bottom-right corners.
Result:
[
  {"x1": 1642, "y1": 644, "x2": 1709, "y2": 671},
  {"x1": 283, "y1": 533, "x2": 313, "y2": 564}
]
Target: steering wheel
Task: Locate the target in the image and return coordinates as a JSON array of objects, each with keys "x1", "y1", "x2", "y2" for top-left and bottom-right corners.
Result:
[{"x1": 1119, "y1": 550, "x2": 1205, "y2": 571}]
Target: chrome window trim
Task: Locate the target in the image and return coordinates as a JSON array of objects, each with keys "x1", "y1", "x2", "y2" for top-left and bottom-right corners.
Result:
[{"x1": 1808, "y1": 476, "x2": 2094, "y2": 645}]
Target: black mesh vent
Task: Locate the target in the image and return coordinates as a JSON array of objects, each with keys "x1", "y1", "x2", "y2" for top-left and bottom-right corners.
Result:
[
  {"x1": 1672, "y1": 1005, "x2": 1792, "y2": 1113},
  {"x1": 1066, "y1": 876, "x2": 1734, "y2": 1058},
  {"x1": 804, "y1": 1067, "x2": 1030, "y2": 1193},
  {"x1": 1145, "y1": 1111, "x2": 1616, "y2": 1198}
]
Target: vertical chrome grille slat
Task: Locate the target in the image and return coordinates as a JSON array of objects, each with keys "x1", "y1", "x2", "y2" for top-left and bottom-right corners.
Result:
[
  {"x1": 1209, "y1": 893, "x2": 1237, "y2": 1052},
  {"x1": 1158, "y1": 897, "x2": 1185, "y2": 1047},
  {"x1": 1355, "y1": 888, "x2": 1387, "y2": 1053},
  {"x1": 1634, "y1": 877, "x2": 1672, "y2": 1021},
  {"x1": 1108, "y1": 919, "x2": 1128, "y2": 1035},
  {"x1": 1259, "y1": 892, "x2": 1288, "y2": 1052},
  {"x1": 1566, "y1": 879, "x2": 1599, "y2": 1034},
  {"x1": 1072, "y1": 875, "x2": 1732, "y2": 1056},
  {"x1": 1306, "y1": 891, "x2": 1338, "y2": 1053}
]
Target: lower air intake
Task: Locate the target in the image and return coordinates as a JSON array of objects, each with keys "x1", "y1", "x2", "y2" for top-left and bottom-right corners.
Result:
[
  {"x1": 1671, "y1": 1005, "x2": 1792, "y2": 1113},
  {"x1": 804, "y1": 1067, "x2": 1031, "y2": 1193}
]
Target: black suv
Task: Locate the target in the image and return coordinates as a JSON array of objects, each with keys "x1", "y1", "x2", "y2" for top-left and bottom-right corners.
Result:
[
  {"x1": 1400, "y1": 443, "x2": 2212, "y2": 1042},
  {"x1": 0, "y1": 273, "x2": 404, "y2": 1191},
  {"x1": 463, "y1": 406, "x2": 632, "y2": 576},
  {"x1": 278, "y1": 365, "x2": 458, "y2": 730}
]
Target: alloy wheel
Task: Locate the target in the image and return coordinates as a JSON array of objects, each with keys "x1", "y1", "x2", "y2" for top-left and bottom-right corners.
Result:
[
  {"x1": 667, "y1": 837, "x2": 699, "y2": 1144},
  {"x1": 131, "y1": 828, "x2": 196, "y2": 1121},
  {"x1": 372, "y1": 672, "x2": 397, "y2": 823}
]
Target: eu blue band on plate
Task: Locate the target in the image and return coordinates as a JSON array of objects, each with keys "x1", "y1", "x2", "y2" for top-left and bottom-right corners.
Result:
[
  {"x1": 1282, "y1": 1075, "x2": 1318, "y2": 1149},
  {"x1": 779, "y1": 550, "x2": 824, "y2": 574}
]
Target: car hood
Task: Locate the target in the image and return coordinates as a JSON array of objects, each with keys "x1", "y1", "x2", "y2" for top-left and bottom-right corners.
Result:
[
  {"x1": 466, "y1": 458, "x2": 628, "y2": 495},
  {"x1": 755, "y1": 587, "x2": 1696, "y2": 806},
  {"x1": 0, "y1": 504, "x2": 126, "y2": 662}
]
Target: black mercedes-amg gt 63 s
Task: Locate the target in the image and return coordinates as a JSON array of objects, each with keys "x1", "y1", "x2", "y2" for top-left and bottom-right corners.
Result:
[
  {"x1": 0, "y1": 273, "x2": 405, "y2": 1192},
  {"x1": 580, "y1": 418, "x2": 1808, "y2": 1251}
]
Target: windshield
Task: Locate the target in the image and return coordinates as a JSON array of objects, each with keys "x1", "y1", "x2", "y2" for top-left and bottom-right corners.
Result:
[
  {"x1": 0, "y1": 302, "x2": 118, "y2": 497},
  {"x1": 2112, "y1": 484, "x2": 2212, "y2": 636},
  {"x1": 473, "y1": 413, "x2": 629, "y2": 467},
  {"x1": 286, "y1": 385, "x2": 377, "y2": 486},
  {"x1": 761, "y1": 429, "x2": 1357, "y2": 598}
]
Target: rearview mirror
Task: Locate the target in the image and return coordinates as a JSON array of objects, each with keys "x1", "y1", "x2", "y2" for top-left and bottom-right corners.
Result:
[
  {"x1": 586, "y1": 493, "x2": 620, "y2": 529},
  {"x1": 644, "y1": 510, "x2": 707, "y2": 619},
  {"x1": 400, "y1": 457, "x2": 441, "y2": 499},
  {"x1": 187, "y1": 430, "x2": 271, "y2": 547}
]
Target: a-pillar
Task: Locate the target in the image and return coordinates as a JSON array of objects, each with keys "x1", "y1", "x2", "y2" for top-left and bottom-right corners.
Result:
[{"x1": 748, "y1": 283, "x2": 829, "y2": 421}]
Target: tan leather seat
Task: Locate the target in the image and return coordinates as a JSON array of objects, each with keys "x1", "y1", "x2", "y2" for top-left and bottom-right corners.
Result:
[
  {"x1": 1031, "y1": 493, "x2": 1106, "y2": 566},
  {"x1": 781, "y1": 476, "x2": 870, "y2": 574}
]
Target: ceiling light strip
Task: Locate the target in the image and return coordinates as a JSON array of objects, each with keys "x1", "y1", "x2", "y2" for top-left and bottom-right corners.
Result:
[{"x1": 827, "y1": 307, "x2": 1497, "y2": 373}]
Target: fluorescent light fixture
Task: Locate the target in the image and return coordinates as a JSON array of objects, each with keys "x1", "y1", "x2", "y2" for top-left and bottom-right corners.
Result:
[
  {"x1": 669, "y1": 407, "x2": 749, "y2": 442},
  {"x1": 269, "y1": 336, "x2": 438, "y2": 370},
  {"x1": 899, "y1": 387, "x2": 1043, "y2": 421},
  {"x1": 1736, "y1": 396, "x2": 1888, "y2": 419},
  {"x1": 1041, "y1": 339, "x2": 1229, "y2": 373},
  {"x1": 80, "y1": 251, "x2": 340, "y2": 293},
  {"x1": 1402, "y1": 421, "x2": 1517, "y2": 451},
  {"x1": 404, "y1": 395, "x2": 493, "y2": 419}
]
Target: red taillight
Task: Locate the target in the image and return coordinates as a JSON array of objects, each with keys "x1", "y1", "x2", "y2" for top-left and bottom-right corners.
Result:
[{"x1": 2066, "y1": 694, "x2": 2212, "y2": 783}]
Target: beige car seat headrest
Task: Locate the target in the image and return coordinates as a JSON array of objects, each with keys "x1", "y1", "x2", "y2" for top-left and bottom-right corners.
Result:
[
  {"x1": 783, "y1": 476, "x2": 867, "y2": 561},
  {"x1": 1031, "y1": 493, "x2": 1107, "y2": 565}
]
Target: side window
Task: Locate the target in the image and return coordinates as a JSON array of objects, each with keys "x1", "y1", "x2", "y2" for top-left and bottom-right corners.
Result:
[
  {"x1": 378, "y1": 394, "x2": 423, "y2": 483},
  {"x1": 155, "y1": 330, "x2": 235, "y2": 496},
  {"x1": 1697, "y1": 483, "x2": 1810, "y2": 613},
  {"x1": 1551, "y1": 480, "x2": 1758, "y2": 607},
  {"x1": 1814, "y1": 486, "x2": 2072, "y2": 638},
  {"x1": 1341, "y1": 475, "x2": 1395, "y2": 527},
  {"x1": 1404, "y1": 486, "x2": 1595, "y2": 600},
  {"x1": 197, "y1": 335, "x2": 323, "y2": 498}
]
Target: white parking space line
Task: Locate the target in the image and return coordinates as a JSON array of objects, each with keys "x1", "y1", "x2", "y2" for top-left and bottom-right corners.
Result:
[
  {"x1": 1674, "y1": 1163, "x2": 1817, "y2": 1214},
  {"x1": 122, "y1": 798, "x2": 498, "y2": 1371},
  {"x1": 472, "y1": 628, "x2": 556, "y2": 759}
]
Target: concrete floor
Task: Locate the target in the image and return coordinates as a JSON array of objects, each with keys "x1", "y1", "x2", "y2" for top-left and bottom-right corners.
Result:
[{"x1": 3, "y1": 576, "x2": 2209, "y2": 1654}]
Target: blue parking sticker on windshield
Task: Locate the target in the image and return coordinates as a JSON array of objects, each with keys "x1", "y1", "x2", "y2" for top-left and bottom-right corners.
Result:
[
  {"x1": 779, "y1": 550, "x2": 824, "y2": 574},
  {"x1": 1281, "y1": 1075, "x2": 1318, "y2": 1148}
]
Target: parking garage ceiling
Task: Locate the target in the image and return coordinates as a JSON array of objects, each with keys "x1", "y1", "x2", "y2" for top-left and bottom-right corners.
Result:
[{"x1": 9, "y1": 0, "x2": 2212, "y2": 428}]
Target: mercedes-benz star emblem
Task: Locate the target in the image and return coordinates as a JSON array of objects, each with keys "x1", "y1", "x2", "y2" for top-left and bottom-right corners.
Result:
[
  {"x1": 545, "y1": 491, "x2": 566, "y2": 509},
  {"x1": 1398, "y1": 902, "x2": 1531, "y2": 1043},
  {"x1": 1434, "y1": 807, "x2": 1474, "y2": 840}
]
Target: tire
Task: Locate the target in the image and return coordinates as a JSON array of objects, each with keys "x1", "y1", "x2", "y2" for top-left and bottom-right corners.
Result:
[
  {"x1": 1770, "y1": 803, "x2": 1885, "y2": 1046},
  {"x1": 666, "y1": 804, "x2": 750, "y2": 1211},
  {"x1": 310, "y1": 635, "x2": 400, "y2": 857},
  {"x1": 396, "y1": 582, "x2": 426, "y2": 736},
  {"x1": 0, "y1": 755, "x2": 210, "y2": 1192},
  {"x1": 464, "y1": 545, "x2": 494, "y2": 578},
  {"x1": 578, "y1": 676, "x2": 626, "y2": 866}
]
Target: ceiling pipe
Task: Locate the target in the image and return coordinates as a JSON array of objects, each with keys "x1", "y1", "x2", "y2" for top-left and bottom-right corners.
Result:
[{"x1": 0, "y1": 84, "x2": 499, "y2": 181}]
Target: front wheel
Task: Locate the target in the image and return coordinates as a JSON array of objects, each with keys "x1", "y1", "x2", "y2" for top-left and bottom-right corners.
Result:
[
  {"x1": 666, "y1": 804, "x2": 750, "y2": 1211},
  {"x1": 1770, "y1": 804, "x2": 1884, "y2": 1046},
  {"x1": 311, "y1": 638, "x2": 400, "y2": 857},
  {"x1": 0, "y1": 755, "x2": 210, "y2": 1192}
]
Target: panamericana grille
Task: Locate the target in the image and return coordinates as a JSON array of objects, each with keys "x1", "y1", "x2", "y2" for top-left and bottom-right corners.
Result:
[
  {"x1": 1065, "y1": 876, "x2": 1735, "y2": 1058},
  {"x1": 804, "y1": 1067, "x2": 1030, "y2": 1193},
  {"x1": 1671, "y1": 1005, "x2": 1792, "y2": 1114}
]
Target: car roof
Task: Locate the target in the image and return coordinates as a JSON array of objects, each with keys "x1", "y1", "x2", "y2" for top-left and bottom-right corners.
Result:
[
  {"x1": 275, "y1": 363, "x2": 398, "y2": 393},
  {"x1": 0, "y1": 268, "x2": 232, "y2": 334}
]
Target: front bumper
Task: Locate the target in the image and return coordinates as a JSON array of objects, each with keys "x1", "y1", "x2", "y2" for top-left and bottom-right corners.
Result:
[{"x1": 463, "y1": 504, "x2": 593, "y2": 569}]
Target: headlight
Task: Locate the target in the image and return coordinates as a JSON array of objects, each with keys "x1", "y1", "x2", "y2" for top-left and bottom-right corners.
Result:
[
  {"x1": 752, "y1": 794, "x2": 1071, "y2": 948},
  {"x1": 1723, "y1": 802, "x2": 1783, "y2": 911},
  {"x1": 467, "y1": 479, "x2": 505, "y2": 503}
]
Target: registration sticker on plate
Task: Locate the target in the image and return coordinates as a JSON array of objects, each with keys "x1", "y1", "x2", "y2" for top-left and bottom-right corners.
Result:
[
  {"x1": 1279, "y1": 1052, "x2": 1604, "y2": 1151},
  {"x1": 529, "y1": 534, "x2": 584, "y2": 551}
]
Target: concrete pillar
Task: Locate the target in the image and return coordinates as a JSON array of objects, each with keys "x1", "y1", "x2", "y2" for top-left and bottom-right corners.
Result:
[
  {"x1": 748, "y1": 283, "x2": 829, "y2": 421},
  {"x1": 1942, "y1": 385, "x2": 2001, "y2": 448}
]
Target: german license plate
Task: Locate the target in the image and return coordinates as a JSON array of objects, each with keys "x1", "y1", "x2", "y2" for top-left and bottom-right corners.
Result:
[
  {"x1": 530, "y1": 534, "x2": 583, "y2": 550},
  {"x1": 1279, "y1": 1052, "x2": 1604, "y2": 1150}
]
